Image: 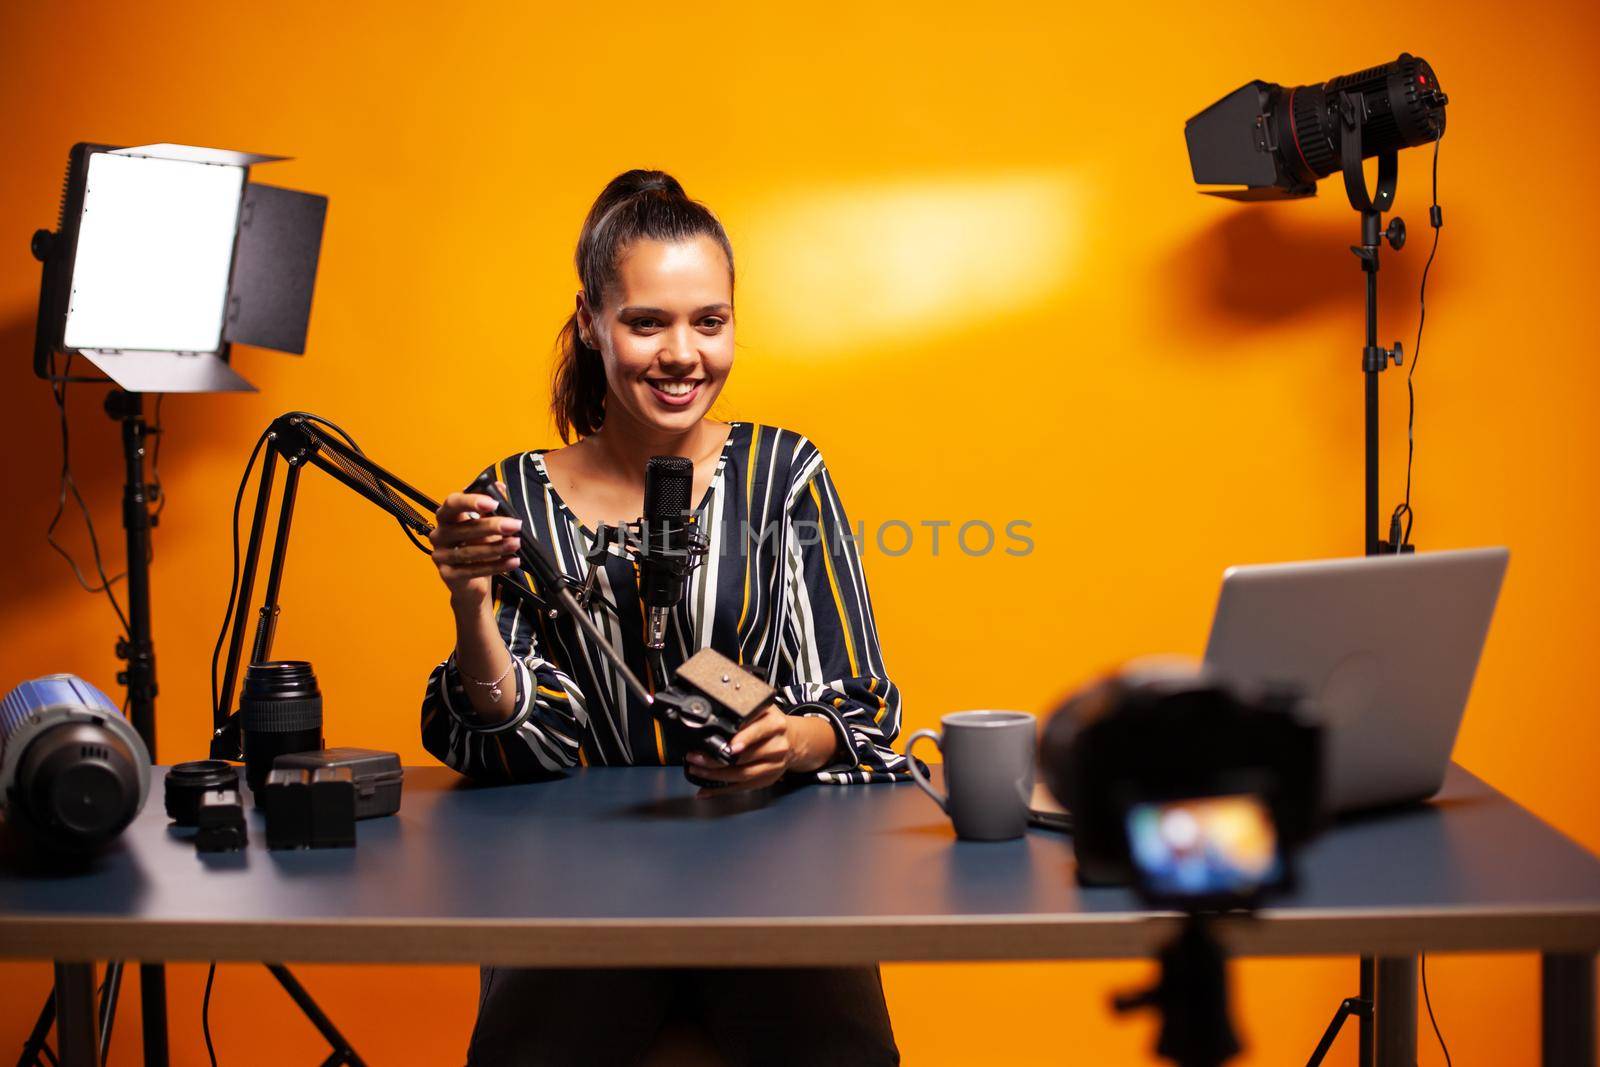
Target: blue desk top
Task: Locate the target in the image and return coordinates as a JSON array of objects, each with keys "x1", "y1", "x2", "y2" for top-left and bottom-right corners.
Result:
[{"x1": 1, "y1": 764, "x2": 1597, "y2": 966}]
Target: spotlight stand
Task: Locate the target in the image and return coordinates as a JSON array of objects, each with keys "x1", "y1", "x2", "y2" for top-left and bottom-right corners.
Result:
[
  {"x1": 1301, "y1": 92, "x2": 1425, "y2": 1067},
  {"x1": 1334, "y1": 89, "x2": 1411, "y2": 558}
]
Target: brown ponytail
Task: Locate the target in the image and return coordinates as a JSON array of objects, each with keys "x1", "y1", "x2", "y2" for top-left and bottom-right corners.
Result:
[{"x1": 550, "y1": 169, "x2": 735, "y2": 443}]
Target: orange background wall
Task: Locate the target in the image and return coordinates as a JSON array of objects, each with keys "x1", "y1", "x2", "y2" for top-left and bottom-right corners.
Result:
[{"x1": 3, "y1": 2, "x2": 1598, "y2": 1063}]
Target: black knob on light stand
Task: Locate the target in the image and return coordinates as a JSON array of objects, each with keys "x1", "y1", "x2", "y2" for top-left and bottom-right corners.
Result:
[
  {"x1": 1362, "y1": 341, "x2": 1404, "y2": 372},
  {"x1": 1384, "y1": 217, "x2": 1406, "y2": 250}
]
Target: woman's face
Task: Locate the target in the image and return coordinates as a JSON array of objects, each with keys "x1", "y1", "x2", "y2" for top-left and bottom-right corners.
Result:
[{"x1": 579, "y1": 234, "x2": 734, "y2": 437}]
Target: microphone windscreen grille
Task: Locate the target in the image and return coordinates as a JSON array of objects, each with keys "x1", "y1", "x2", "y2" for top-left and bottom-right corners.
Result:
[{"x1": 645, "y1": 456, "x2": 694, "y2": 518}]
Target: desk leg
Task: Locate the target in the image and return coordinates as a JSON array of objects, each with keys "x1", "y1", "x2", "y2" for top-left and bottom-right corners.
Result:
[
  {"x1": 140, "y1": 961, "x2": 170, "y2": 1066},
  {"x1": 1372, "y1": 956, "x2": 1416, "y2": 1067},
  {"x1": 1543, "y1": 952, "x2": 1596, "y2": 1067},
  {"x1": 52, "y1": 962, "x2": 101, "y2": 1067}
]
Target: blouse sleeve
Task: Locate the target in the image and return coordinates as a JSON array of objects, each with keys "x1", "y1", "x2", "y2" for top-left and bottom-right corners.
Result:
[
  {"x1": 419, "y1": 473, "x2": 591, "y2": 783},
  {"x1": 773, "y1": 446, "x2": 913, "y2": 784}
]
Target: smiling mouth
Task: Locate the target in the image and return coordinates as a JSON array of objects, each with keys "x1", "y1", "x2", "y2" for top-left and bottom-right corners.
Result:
[{"x1": 647, "y1": 378, "x2": 703, "y2": 403}]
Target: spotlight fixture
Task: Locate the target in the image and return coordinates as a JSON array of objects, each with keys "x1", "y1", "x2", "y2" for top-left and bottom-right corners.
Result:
[
  {"x1": 1184, "y1": 55, "x2": 1448, "y2": 556},
  {"x1": 1185, "y1": 54, "x2": 1446, "y2": 204}
]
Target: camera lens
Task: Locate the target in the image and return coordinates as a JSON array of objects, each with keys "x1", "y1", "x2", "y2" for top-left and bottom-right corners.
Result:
[{"x1": 240, "y1": 661, "x2": 323, "y2": 796}]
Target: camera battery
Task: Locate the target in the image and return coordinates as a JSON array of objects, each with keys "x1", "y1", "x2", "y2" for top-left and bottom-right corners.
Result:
[
  {"x1": 308, "y1": 766, "x2": 356, "y2": 849},
  {"x1": 263, "y1": 768, "x2": 313, "y2": 850},
  {"x1": 273, "y1": 747, "x2": 403, "y2": 820},
  {"x1": 263, "y1": 766, "x2": 359, "y2": 849},
  {"x1": 195, "y1": 788, "x2": 247, "y2": 853}
]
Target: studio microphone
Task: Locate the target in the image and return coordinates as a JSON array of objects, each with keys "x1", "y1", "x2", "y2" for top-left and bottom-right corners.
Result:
[{"x1": 641, "y1": 456, "x2": 696, "y2": 650}]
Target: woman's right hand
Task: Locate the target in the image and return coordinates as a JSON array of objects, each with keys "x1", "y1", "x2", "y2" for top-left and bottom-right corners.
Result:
[{"x1": 429, "y1": 486, "x2": 523, "y2": 606}]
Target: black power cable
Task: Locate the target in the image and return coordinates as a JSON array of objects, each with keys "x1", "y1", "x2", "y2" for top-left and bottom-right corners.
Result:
[
  {"x1": 1391, "y1": 129, "x2": 1444, "y2": 548},
  {"x1": 202, "y1": 961, "x2": 219, "y2": 1067},
  {"x1": 45, "y1": 352, "x2": 131, "y2": 637},
  {"x1": 1387, "y1": 128, "x2": 1450, "y2": 1067},
  {"x1": 294, "y1": 411, "x2": 435, "y2": 554},
  {"x1": 150, "y1": 393, "x2": 166, "y2": 520},
  {"x1": 1421, "y1": 952, "x2": 1452, "y2": 1066},
  {"x1": 210, "y1": 429, "x2": 272, "y2": 723}
]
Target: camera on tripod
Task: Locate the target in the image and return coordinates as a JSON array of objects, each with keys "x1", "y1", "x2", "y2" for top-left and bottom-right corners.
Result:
[
  {"x1": 1040, "y1": 660, "x2": 1324, "y2": 903},
  {"x1": 1039, "y1": 662, "x2": 1327, "y2": 1067}
]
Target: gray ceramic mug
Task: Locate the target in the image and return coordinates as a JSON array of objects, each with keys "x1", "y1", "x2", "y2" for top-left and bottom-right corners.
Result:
[{"x1": 904, "y1": 710, "x2": 1037, "y2": 841}]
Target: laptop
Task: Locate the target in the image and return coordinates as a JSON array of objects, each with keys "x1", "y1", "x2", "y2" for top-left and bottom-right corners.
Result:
[{"x1": 1202, "y1": 547, "x2": 1509, "y2": 814}]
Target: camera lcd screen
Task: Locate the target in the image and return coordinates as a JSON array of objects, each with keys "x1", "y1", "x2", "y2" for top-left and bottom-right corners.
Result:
[{"x1": 1126, "y1": 793, "x2": 1283, "y2": 900}]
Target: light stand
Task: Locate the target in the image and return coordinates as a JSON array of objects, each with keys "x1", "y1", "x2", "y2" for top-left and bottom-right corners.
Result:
[
  {"x1": 27, "y1": 141, "x2": 326, "y2": 1067},
  {"x1": 1298, "y1": 92, "x2": 1422, "y2": 1067},
  {"x1": 14, "y1": 390, "x2": 169, "y2": 1067},
  {"x1": 107, "y1": 391, "x2": 160, "y2": 751},
  {"x1": 1307, "y1": 964, "x2": 1372, "y2": 1067},
  {"x1": 1334, "y1": 90, "x2": 1411, "y2": 558}
]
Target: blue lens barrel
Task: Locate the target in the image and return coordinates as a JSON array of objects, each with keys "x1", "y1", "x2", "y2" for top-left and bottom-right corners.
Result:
[{"x1": 0, "y1": 674, "x2": 150, "y2": 852}]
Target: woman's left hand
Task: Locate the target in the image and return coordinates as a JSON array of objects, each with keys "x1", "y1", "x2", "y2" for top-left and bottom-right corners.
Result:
[{"x1": 683, "y1": 706, "x2": 836, "y2": 791}]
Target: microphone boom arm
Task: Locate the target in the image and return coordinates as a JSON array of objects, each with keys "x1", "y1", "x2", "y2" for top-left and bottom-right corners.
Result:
[
  {"x1": 212, "y1": 413, "x2": 656, "y2": 758},
  {"x1": 212, "y1": 412, "x2": 754, "y2": 770}
]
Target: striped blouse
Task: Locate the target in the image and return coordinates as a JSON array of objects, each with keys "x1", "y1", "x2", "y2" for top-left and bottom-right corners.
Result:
[{"x1": 420, "y1": 422, "x2": 911, "y2": 786}]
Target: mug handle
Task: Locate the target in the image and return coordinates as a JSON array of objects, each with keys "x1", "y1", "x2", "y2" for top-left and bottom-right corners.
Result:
[{"x1": 904, "y1": 729, "x2": 946, "y2": 812}]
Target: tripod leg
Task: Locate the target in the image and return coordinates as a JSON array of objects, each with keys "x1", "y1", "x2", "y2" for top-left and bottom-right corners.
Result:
[
  {"x1": 266, "y1": 964, "x2": 367, "y2": 1067},
  {"x1": 16, "y1": 988, "x2": 57, "y2": 1067},
  {"x1": 1306, "y1": 996, "x2": 1369, "y2": 1067},
  {"x1": 97, "y1": 963, "x2": 122, "y2": 1065},
  {"x1": 53, "y1": 963, "x2": 100, "y2": 1067},
  {"x1": 138, "y1": 964, "x2": 168, "y2": 1066}
]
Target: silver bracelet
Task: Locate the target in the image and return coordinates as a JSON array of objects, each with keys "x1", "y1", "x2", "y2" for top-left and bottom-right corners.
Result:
[{"x1": 459, "y1": 656, "x2": 515, "y2": 702}]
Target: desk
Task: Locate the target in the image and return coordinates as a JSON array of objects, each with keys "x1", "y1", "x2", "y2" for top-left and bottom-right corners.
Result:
[{"x1": 2, "y1": 764, "x2": 1597, "y2": 1065}]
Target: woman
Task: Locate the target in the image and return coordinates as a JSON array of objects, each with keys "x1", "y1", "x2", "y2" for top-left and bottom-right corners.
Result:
[{"x1": 420, "y1": 170, "x2": 907, "y2": 1066}]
